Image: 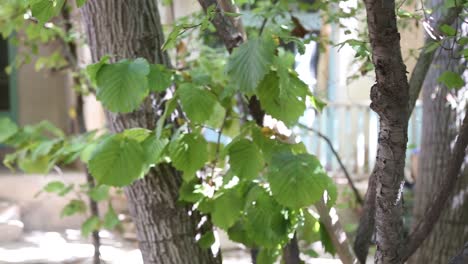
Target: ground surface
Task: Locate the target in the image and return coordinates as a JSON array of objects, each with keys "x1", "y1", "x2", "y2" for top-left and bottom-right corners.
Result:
[{"x1": 0, "y1": 231, "x2": 345, "y2": 264}]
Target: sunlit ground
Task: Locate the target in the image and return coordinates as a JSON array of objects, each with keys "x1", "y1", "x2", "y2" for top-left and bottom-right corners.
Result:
[{"x1": 0, "y1": 230, "x2": 344, "y2": 263}]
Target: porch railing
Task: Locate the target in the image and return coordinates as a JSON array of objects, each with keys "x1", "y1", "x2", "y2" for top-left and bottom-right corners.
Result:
[{"x1": 295, "y1": 101, "x2": 423, "y2": 179}]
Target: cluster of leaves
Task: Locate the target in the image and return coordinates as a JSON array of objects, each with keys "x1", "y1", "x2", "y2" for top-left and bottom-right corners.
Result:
[
  {"x1": 0, "y1": 0, "x2": 346, "y2": 262},
  {"x1": 0, "y1": 0, "x2": 91, "y2": 94},
  {"x1": 0, "y1": 118, "x2": 120, "y2": 236},
  {"x1": 82, "y1": 26, "x2": 338, "y2": 259}
]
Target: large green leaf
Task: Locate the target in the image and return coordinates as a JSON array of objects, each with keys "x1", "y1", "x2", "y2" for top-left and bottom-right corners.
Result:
[
  {"x1": 141, "y1": 135, "x2": 169, "y2": 166},
  {"x1": 227, "y1": 139, "x2": 264, "y2": 180},
  {"x1": 178, "y1": 83, "x2": 220, "y2": 124},
  {"x1": 211, "y1": 189, "x2": 245, "y2": 230},
  {"x1": 103, "y1": 204, "x2": 120, "y2": 229},
  {"x1": 30, "y1": 0, "x2": 65, "y2": 24},
  {"x1": 61, "y1": 199, "x2": 86, "y2": 217},
  {"x1": 169, "y1": 133, "x2": 208, "y2": 181},
  {"x1": 81, "y1": 216, "x2": 100, "y2": 237},
  {"x1": 0, "y1": 117, "x2": 18, "y2": 143},
  {"x1": 257, "y1": 69, "x2": 308, "y2": 126},
  {"x1": 88, "y1": 185, "x2": 110, "y2": 202},
  {"x1": 96, "y1": 58, "x2": 150, "y2": 113},
  {"x1": 244, "y1": 187, "x2": 288, "y2": 248},
  {"x1": 86, "y1": 55, "x2": 110, "y2": 87},
  {"x1": 226, "y1": 36, "x2": 276, "y2": 94},
  {"x1": 267, "y1": 152, "x2": 328, "y2": 209},
  {"x1": 147, "y1": 64, "x2": 172, "y2": 92},
  {"x1": 88, "y1": 135, "x2": 147, "y2": 187}
]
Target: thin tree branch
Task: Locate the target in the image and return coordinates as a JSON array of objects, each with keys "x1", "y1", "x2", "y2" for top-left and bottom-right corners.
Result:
[
  {"x1": 401, "y1": 107, "x2": 468, "y2": 262},
  {"x1": 298, "y1": 123, "x2": 363, "y2": 205}
]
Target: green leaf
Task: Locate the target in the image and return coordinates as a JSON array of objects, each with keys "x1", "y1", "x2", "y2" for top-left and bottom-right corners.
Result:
[
  {"x1": 257, "y1": 68, "x2": 308, "y2": 126},
  {"x1": 310, "y1": 96, "x2": 327, "y2": 112},
  {"x1": 179, "y1": 180, "x2": 203, "y2": 203},
  {"x1": 76, "y1": 0, "x2": 87, "y2": 7},
  {"x1": 440, "y1": 24, "x2": 457, "y2": 36},
  {"x1": 96, "y1": 58, "x2": 150, "y2": 113},
  {"x1": 319, "y1": 222, "x2": 336, "y2": 255},
  {"x1": 298, "y1": 210, "x2": 321, "y2": 243},
  {"x1": 122, "y1": 128, "x2": 151, "y2": 142},
  {"x1": 458, "y1": 37, "x2": 468, "y2": 46},
  {"x1": 0, "y1": 117, "x2": 18, "y2": 143},
  {"x1": 61, "y1": 199, "x2": 87, "y2": 217},
  {"x1": 18, "y1": 155, "x2": 52, "y2": 174},
  {"x1": 244, "y1": 187, "x2": 288, "y2": 248},
  {"x1": 178, "y1": 83, "x2": 220, "y2": 124},
  {"x1": 43, "y1": 181, "x2": 66, "y2": 193},
  {"x1": 147, "y1": 64, "x2": 172, "y2": 92},
  {"x1": 437, "y1": 71, "x2": 465, "y2": 90},
  {"x1": 86, "y1": 55, "x2": 110, "y2": 87},
  {"x1": 227, "y1": 221, "x2": 255, "y2": 247},
  {"x1": 169, "y1": 133, "x2": 208, "y2": 181},
  {"x1": 81, "y1": 216, "x2": 100, "y2": 237},
  {"x1": 267, "y1": 152, "x2": 328, "y2": 209},
  {"x1": 30, "y1": 0, "x2": 65, "y2": 24},
  {"x1": 141, "y1": 135, "x2": 169, "y2": 166},
  {"x1": 227, "y1": 139, "x2": 264, "y2": 180},
  {"x1": 211, "y1": 189, "x2": 244, "y2": 230},
  {"x1": 88, "y1": 185, "x2": 110, "y2": 202},
  {"x1": 31, "y1": 140, "x2": 57, "y2": 160},
  {"x1": 88, "y1": 135, "x2": 147, "y2": 187},
  {"x1": 198, "y1": 231, "x2": 215, "y2": 249},
  {"x1": 58, "y1": 184, "x2": 74, "y2": 196},
  {"x1": 103, "y1": 204, "x2": 120, "y2": 229},
  {"x1": 226, "y1": 36, "x2": 276, "y2": 94}
]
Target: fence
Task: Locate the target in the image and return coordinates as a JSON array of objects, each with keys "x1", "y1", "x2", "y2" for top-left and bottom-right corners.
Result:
[{"x1": 295, "y1": 101, "x2": 423, "y2": 180}]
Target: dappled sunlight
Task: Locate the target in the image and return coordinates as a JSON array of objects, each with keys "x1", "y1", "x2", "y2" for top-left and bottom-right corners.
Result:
[{"x1": 0, "y1": 231, "x2": 143, "y2": 264}]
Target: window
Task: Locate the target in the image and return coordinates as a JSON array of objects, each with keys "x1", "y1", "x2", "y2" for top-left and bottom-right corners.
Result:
[{"x1": 0, "y1": 38, "x2": 9, "y2": 111}]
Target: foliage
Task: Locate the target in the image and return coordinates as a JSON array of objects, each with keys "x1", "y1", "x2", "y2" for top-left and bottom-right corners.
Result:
[{"x1": 5, "y1": 0, "x2": 466, "y2": 262}]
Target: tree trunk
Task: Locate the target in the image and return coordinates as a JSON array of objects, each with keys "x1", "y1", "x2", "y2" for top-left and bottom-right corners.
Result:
[
  {"x1": 363, "y1": 1, "x2": 410, "y2": 263},
  {"x1": 80, "y1": 1, "x2": 221, "y2": 263},
  {"x1": 409, "y1": 3, "x2": 468, "y2": 261}
]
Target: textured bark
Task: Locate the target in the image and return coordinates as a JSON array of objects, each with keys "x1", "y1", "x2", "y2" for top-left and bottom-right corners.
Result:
[
  {"x1": 80, "y1": 1, "x2": 221, "y2": 263},
  {"x1": 282, "y1": 234, "x2": 301, "y2": 264},
  {"x1": 354, "y1": 5, "x2": 463, "y2": 263},
  {"x1": 363, "y1": 1, "x2": 410, "y2": 263},
  {"x1": 406, "y1": 4, "x2": 468, "y2": 260},
  {"x1": 449, "y1": 243, "x2": 468, "y2": 264},
  {"x1": 197, "y1": 0, "x2": 244, "y2": 53}
]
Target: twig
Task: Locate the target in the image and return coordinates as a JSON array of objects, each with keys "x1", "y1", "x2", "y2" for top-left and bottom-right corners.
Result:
[
  {"x1": 298, "y1": 123, "x2": 364, "y2": 205},
  {"x1": 210, "y1": 114, "x2": 228, "y2": 178}
]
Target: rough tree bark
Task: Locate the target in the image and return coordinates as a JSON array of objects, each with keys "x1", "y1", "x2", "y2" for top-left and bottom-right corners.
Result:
[
  {"x1": 80, "y1": 1, "x2": 221, "y2": 263},
  {"x1": 363, "y1": 0, "x2": 410, "y2": 263},
  {"x1": 354, "y1": 5, "x2": 462, "y2": 263},
  {"x1": 408, "y1": 3, "x2": 468, "y2": 261}
]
